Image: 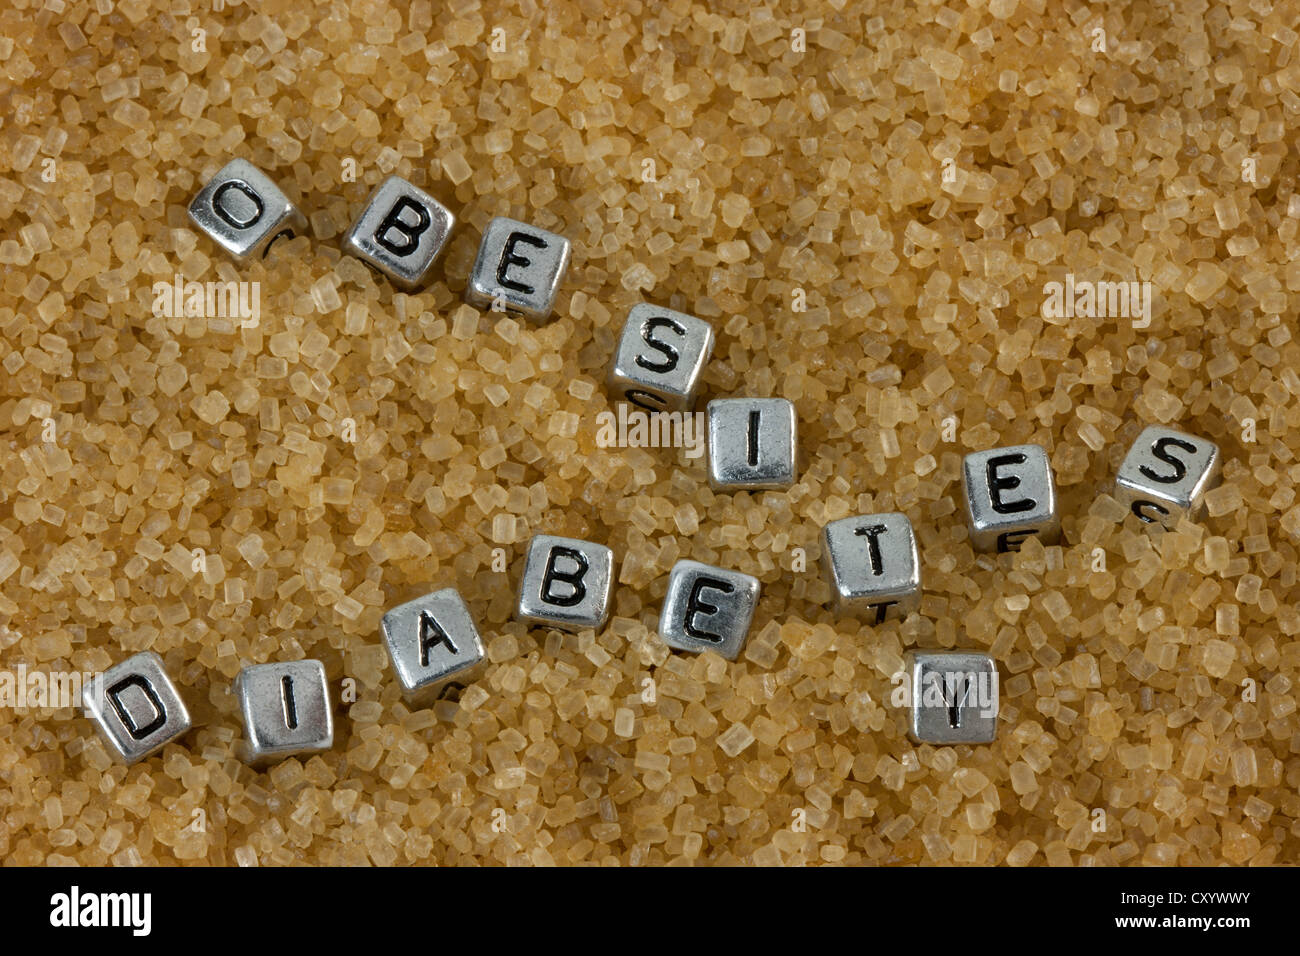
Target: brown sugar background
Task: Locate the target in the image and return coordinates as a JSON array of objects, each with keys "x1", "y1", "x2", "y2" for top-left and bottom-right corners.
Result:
[{"x1": 3, "y1": 0, "x2": 1300, "y2": 866}]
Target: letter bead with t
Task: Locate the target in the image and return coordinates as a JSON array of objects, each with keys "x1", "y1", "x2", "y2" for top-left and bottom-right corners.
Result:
[{"x1": 821, "y1": 512, "x2": 922, "y2": 622}]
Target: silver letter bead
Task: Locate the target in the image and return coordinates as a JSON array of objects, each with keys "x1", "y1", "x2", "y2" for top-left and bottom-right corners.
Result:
[
  {"x1": 82, "y1": 651, "x2": 192, "y2": 765},
  {"x1": 381, "y1": 588, "x2": 487, "y2": 707},
  {"x1": 516, "y1": 535, "x2": 614, "y2": 631},
  {"x1": 707, "y1": 397, "x2": 797, "y2": 490},
  {"x1": 961, "y1": 443, "x2": 1060, "y2": 553},
  {"x1": 608, "y1": 303, "x2": 715, "y2": 411},
  {"x1": 234, "y1": 659, "x2": 333, "y2": 767},
  {"x1": 821, "y1": 512, "x2": 921, "y2": 622},
  {"x1": 1114, "y1": 424, "x2": 1221, "y2": 528},
  {"x1": 342, "y1": 175, "x2": 455, "y2": 290},
  {"x1": 187, "y1": 158, "x2": 307, "y2": 261},
  {"x1": 658, "y1": 559, "x2": 760, "y2": 660},
  {"x1": 465, "y1": 217, "x2": 571, "y2": 321},
  {"x1": 907, "y1": 651, "x2": 999, "y2": 745}
]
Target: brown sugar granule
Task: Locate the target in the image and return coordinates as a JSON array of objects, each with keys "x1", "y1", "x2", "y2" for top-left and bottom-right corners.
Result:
[{"x1": 2, "y1": 0, "x2": 1300, "y2": 866}]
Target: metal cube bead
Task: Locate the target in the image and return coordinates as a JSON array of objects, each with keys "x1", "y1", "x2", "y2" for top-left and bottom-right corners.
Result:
[
  {"x1": 608, "y1": 304, "x2": 716, "y2": 411},
  {"x1": 234, "y1": 659, "x2": 333, "y2": 767},
  {"x1": 82, "y1": 651, "x2": 192, "y2": 765},
  {"x1": 907, "y1": 651, "x2": 999, "y2": 745},
  {"x1": 381, "y1": 588, "x2": 487, "y2": 708},
  {"x1": 707, "y1": 397, "x2": 797, "y2": 490},
  {"x1": 465, "y1": 217, "x2": 571, "y2": 321},
  {"x1": 658, "y1": 560, "x2": 760, "y2": 661},
  {"x1": 821, "y1": 512, "x2": 921, "y2": 623},
  {"x1": 516, "y1": 535, "x2": 614, "y2": 631},
  {"x1": 187, "y1": 158, "x2": 307, "y2": 261},
  {"x1": 1114, "y1": 425, "x2": 1222, "y2": 528},
  {"x1": 961, "y1": 443, "x2": 1060, "y2": 553},
  {"x1": 342, "y1": 175, "x2": 455, "y2": 290}
]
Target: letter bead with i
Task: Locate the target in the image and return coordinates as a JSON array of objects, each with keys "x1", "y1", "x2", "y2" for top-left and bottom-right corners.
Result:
[
  {"x1": 342, "y1": 175, "x2": 455, "y2": 291},
  {"x1": 515, "y1": 534, "x2": 615, "y2": 631},
  {"x1": 233, "y1": 660, "x2": 333, "y2": 767}
]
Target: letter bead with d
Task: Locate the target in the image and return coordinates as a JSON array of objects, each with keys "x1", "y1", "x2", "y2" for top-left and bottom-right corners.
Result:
[{"x1": 83, "y1": 651, "x2": 193, "y2": 764}]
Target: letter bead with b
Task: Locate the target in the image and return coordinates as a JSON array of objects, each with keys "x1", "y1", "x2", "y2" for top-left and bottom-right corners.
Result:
[
  {"x1": 83, "y1": 651, "x2": 193, "y2": 765},
  {"x1": 465, "y1": 216, "x2": 572, "y2": 321},
  {"x1": 342, "y1": 175, "x2": 455, "y2": 290},
  {"x1": 516, "y1": 534, "x2": 615, "y2": 631},
  {"x1": 1114, "y1": 424, "x2": 1222, "y2": 528}
]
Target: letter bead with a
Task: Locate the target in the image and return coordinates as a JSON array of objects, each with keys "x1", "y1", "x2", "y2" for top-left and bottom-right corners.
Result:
[
  {"x1": 465, "y1": 216, "x2": 571, "y2": 321},
  {"x1": 516, "y1": 534, "x2": 614, "y2": 631},
  {"x1": 187, "y1": 158, "x2": 307, "y2": 261},
  {"x1": 83, "y1": 651, "x2": 193, "y2": 765},
  {"x1": 342, "y1": 175, "x2": 455, "y2": 290},
  {"x1": 381, "y1": 588, "x2": 487, "y2": 707},
  {"x1": 233, "y1": 660, "x2": 333, "y2": 767},
  {"x1": 608, "y1": 303, "x2": 716, "y2": 411},
  {"x1": 658, "y1": 559, "x2": 760, "y2": 661},
  {"x1": 961, "y1": 443, "x2": 1060, "y2": 553},
  {"x1": 1114, "y1": 425, "x2": 1222, "y2": 528}
]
